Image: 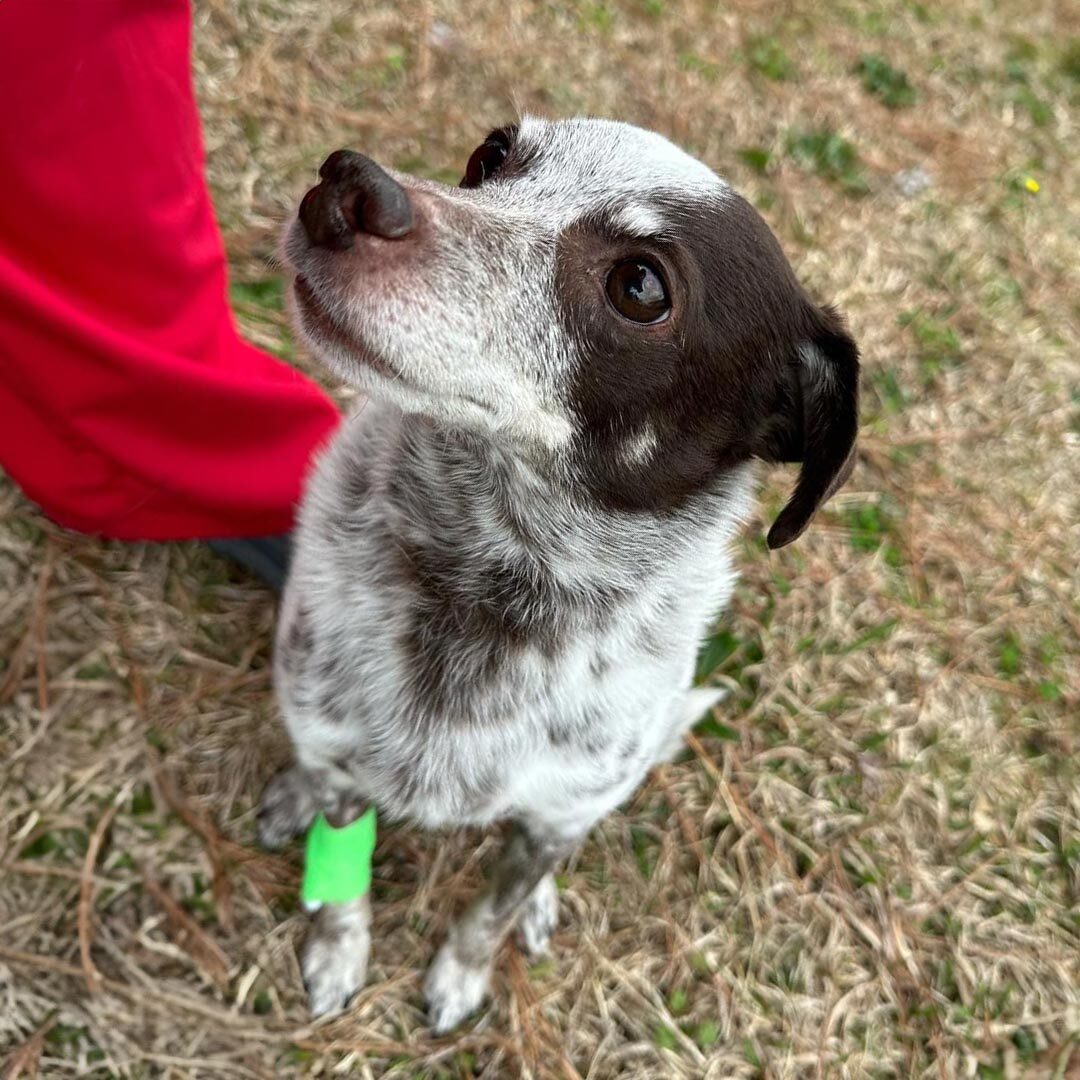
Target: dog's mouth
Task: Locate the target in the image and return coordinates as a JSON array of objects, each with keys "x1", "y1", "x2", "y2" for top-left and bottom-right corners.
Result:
[{"x1": 292, "y1": 275, "x2": 395, "y2": 380}]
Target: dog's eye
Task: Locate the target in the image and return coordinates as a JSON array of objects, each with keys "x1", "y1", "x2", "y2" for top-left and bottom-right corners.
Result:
[
  {"x1": 605, "y1": 260, "x2": 670, "y2": 323},
  {"x1": 461, "y1": 133, "x2": 510, "y2": 189}
]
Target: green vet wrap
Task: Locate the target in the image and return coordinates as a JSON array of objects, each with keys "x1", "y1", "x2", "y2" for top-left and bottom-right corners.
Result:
[{"x1": 301, "y1": 807, "x2": 377, "y2": 907}]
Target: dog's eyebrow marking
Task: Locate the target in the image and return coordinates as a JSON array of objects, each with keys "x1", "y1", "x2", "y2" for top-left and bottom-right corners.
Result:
[
  {"x1": 620, "y1": 423, "x2": 660, "y2": 466},
  {"x1": 614, "y1": 204, "x2": 667, "y2": 238}
]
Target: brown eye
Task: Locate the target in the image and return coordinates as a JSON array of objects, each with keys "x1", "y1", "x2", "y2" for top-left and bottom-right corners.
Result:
[
  {"x1": 605, "y1": 260, "x2": 670, "y2": 323},
  {"x1": 461, "y1": 132, "x2": 510, "y2": 188}
]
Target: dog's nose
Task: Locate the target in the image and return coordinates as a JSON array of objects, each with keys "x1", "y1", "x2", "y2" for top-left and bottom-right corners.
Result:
[{"x1": 298, "y1": 150, "x2": 414, "y2": 250}]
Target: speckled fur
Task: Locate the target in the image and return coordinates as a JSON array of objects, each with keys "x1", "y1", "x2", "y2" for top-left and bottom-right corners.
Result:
[
  {"x1": 265, "y1": 115, "x2": 859, "y2": 1027},
  {"x1": 278, "y1": 411, "x2": 751, "y2": 830}
]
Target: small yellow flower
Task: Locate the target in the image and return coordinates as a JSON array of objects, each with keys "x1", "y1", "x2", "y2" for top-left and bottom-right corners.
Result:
[{"x1": 1024, "y1": 176, "x2": 1040, "y2": 194}]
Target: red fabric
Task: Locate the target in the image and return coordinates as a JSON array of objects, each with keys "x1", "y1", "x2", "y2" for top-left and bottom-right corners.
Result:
[{"x1": 0, "y1": 0, "x2": 340, "y2": 540}]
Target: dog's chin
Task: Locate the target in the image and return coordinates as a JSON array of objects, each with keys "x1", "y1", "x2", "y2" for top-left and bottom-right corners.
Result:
[
  {"x1": 288, "y1": 276, "x2": 567, "y2": 451},
  {"x1": 289, "y1": 277, "x2": 491, "y2": 429},
  {"x1": 290, "y1": 275, "x2": 398, "y2": 386}
]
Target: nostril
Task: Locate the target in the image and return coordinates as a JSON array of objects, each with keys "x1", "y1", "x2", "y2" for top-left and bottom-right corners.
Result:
[
  {"x1": 298, "y1": 182, "x2": 353, "y2": 251},
  {"x1": 339, "y1": 192, "x2": 363, "y2": 235}
]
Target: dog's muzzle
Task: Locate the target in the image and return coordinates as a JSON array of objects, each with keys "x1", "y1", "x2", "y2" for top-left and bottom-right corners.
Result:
[{"x1": 298, "y1": 150, "x2": 414, "y2": 251}]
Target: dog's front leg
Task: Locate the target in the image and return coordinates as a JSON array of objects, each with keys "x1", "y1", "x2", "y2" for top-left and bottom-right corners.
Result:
[
  {"x1": 297, "y1": 789, "x2": 376, "y2": 1016},
  {"x1": 424, "y1": 823, "x2": 576, "y2": 1033},
  {"x1": 259, "y1": 766, "x2": 375, "y2": 1017}
]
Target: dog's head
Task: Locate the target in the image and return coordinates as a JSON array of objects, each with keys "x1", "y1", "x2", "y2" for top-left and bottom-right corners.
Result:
[{"x1": 284, "y1": 116, "x2": 859, "y2": 547}]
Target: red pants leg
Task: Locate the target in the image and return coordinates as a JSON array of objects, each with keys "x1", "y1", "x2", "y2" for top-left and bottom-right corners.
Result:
[{"x1": 0, "y1": 0, "x2": 339, "y2": 540}]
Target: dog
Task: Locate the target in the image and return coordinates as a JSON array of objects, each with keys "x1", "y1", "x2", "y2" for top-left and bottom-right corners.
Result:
[{"x1": 258, "y1": 115, "x2": 859, "y2": 1031}]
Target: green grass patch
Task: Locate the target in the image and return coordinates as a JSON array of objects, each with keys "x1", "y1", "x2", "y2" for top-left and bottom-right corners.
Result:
[
  {"x1": 667, "y1": 987, "x2": 689, "y2": 1015},
  {"x1": 843, "y1": 501, "x2": 904, "y2": 567},
  {"x1": 738, "y1": 146, "x2": 773, "y2": 175},
  {"x1": 898, "y1": 309, "x2": 963, "y2": 386},
  {"x1": 131, "y1": 783, "x2": 155, "y2": 815},
  {"x1": 580, "y1": 2, "x2": 616, "y2": 32},
  {"x1": 695, "y1": 715, "x2": 739, "y2": 741},
  {"x1": 868, "y1": 366, "x2": 909, "y2": 415},
  {"x1": 695, "y1": 628, "x2": 738, "y2": 680},
  {"x1": 747, "y1": 35, "x2": 794, "y2": 81},
  {"x1": 786, "y1": 129, "x2": 870, "y2": 194},
  {"x1": 631, "y1": 825, "x2": 659, "y2": 879},
  {"x1": 653, "y1": 1023, "x2": 678, "y2": 1050},
  {"x1": 21, "y1": 828, "x2": 89, "y2": 860},
  {"x1": 1012, "y1": 85, "x2": 1052, "y2": 126},
  {"x1": 856, "y1": 53, "x2": 917, "y2": 107},
  {"x1": 230, "y1": 277, "x2": 284, "y2": 313},
  {"x1": 378, "y1": 46, "x2": 408, "y2": 87},
  {"x1": 678, "y1": 52, "x2": 720, "y2": 80},
  {"x1": 840, "y1": 618, "x2": 899, "y2": 654},
  {"x1": 859, "y1": 730, "x2": 890, "y2": 752},
  {"x1": 1002, "y1": 43, "x2": 1053, "y2": 126},
  {"x1": 691, "y1": 1019, "x2": 720, "y2": 1049},
  {"x1": 693, "y1": 626, "x2": 765, "y2": 709},
  {"x1": 1060, "y1": 38, "x2": 1080, "y2": 82}
]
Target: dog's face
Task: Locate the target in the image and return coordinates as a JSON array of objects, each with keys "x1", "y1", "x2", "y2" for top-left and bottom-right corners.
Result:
[{"x1": 285, "y1": 116, "x2": 859, "y2": 547}]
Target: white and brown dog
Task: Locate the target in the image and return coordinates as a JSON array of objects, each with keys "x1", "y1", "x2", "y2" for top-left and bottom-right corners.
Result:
[{"x1": 258, "y1": 116, "x2": 860, "y2": 1030}]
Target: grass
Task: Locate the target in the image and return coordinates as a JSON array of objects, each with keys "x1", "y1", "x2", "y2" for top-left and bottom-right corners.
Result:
[
  {"x1": 746, "y1": 35, "x2": 795, "y2": 81},
  {"x1": 856, "y1": 53, "x2": 917, "y2": 107},
  {"x1": 786, "y1": 129, "x2": 870, "y2": 195},
  {"x1": 1, "y1": 0, "x2": 1079, "y2": 1077}
]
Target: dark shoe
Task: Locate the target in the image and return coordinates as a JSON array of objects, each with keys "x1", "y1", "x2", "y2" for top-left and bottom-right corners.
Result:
[{"x1": 206, "y1": 534, "x2": 292, "y2": 591}]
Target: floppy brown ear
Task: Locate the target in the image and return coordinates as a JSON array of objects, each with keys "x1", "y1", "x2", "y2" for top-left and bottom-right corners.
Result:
[{"x1": 763, "y1": 306, "x2": 860, "y2": 549}]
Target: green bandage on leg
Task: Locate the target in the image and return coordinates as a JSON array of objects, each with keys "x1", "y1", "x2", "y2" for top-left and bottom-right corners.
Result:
[{"x1": 301, "y1": 807, "x2": 377, "y2": 907}]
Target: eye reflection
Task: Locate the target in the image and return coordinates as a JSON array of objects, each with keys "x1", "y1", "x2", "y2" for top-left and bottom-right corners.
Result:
[{"x1": 605, "y1": 260, "x2": 670, "y2": 323}]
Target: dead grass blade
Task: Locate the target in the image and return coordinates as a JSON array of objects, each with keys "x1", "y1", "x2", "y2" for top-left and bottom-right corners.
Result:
[
  {"x1": 0, "y1": 1017, "x2": 55, "y2": 1080},
  {"x1": 77, "y1": 801, "x2": 120, "y2": 993},
  {"x1": 0, "y1": 541, "x2": 54, "y2": 707},
  {"x1": 142, "y1": 873, "x2": 233, "y2": 990}
]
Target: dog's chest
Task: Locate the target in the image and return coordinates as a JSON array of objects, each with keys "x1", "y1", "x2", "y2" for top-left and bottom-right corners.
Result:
[{"x1": 279, "y1": 406, "x2": 749, "y2": 826}]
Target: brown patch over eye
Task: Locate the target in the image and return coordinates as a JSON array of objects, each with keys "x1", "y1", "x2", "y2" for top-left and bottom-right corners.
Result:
[{"x1": 605, "y1": 260, "x2": 670, "y2": 323}]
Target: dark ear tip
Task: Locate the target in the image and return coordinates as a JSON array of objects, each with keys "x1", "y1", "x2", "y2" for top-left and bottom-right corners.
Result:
[{"x1": 766, "y1": 517, "x2": 802, "y2": 550}]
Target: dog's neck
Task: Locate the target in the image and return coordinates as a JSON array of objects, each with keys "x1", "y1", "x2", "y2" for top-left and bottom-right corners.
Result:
[{"x1": 385, "y1": 411, "x2": 752, "y2": 591}]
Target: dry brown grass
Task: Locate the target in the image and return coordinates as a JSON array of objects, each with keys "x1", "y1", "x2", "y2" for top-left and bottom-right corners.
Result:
[{"x1": 2, "y1": 1, "x2": 1079, "y2": 1077}]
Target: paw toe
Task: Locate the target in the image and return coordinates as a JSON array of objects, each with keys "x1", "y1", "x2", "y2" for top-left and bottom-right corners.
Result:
[
  {"x1": 517, "y1": 876, "x2": 559, "y2": 958},
  {"x1": 301, "y1": 919, "x2": 369, "y2": 1017},
  {"x1": 257, "y1": 767, "x2": 315, "y2": 850},
  {"x1": 424, "y1": 945, "x2": 490, "y2": 1034}
]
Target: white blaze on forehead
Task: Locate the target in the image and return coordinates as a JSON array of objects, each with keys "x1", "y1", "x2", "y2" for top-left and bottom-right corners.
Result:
[{"x1": 483, "y1": 115, "x2": 727, "y2": 230}]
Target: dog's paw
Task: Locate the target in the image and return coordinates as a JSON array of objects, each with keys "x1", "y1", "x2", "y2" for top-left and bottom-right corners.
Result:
[
  {"x1": 424, "y1": 941, "x2": 491, "y2": 1034},
  {"x1": 517, "y1": 874, "x2": 559, "y2": 958},
  {"x1": 301, "y1": 900, "x2": 371, "y2": 1016},
  {"x1": 257, "y1": 766, "x2": 317, "y2": 850}
]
